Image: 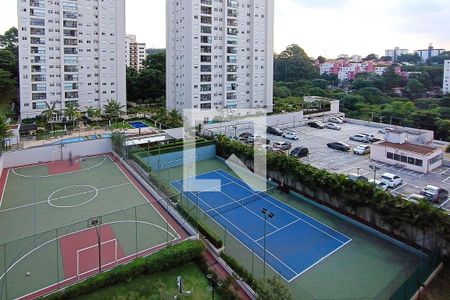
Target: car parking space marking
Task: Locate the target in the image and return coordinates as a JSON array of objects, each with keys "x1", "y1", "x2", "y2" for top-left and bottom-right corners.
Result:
[
  {"x1": 443, "y1": 176, "x2": 450, "y2": 184},
  {"x1": 392, "y1": 183, "x2": 407, "y2": 193}
]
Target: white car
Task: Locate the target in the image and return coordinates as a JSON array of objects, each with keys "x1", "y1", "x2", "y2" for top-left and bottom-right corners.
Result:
[
  {"x1": 353, "y1": 145, "x2": 371, "y2": 155},
  {"x1": 350, "y1": 134, "x2": 370, "y2": 143},
  {"x1": 378, "y1": 127, "x2": 393, "y2": 134},
  {"x1": 407, "y1": 194, "x2": 426, "y2": 203},
  {"x1": 369, "y1": 179, "x2": 388, "y2": 191},
  {"x1": 329, "y1": 117, "x2": 344, "y2": 124},
  {"x1": 282, "y1": 131, "x2": 299, "y2": 140},
  {"x1": 380, "y1": 173, "x2": 403, "y2": 188},
  {"x1": 326, "y1": 123, "x2": 341, "y2": 130}
]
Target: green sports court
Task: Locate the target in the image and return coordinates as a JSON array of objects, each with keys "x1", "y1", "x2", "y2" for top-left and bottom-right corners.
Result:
[{"x1": 0, "y1": 155, "x2": 183, "y2": 300}]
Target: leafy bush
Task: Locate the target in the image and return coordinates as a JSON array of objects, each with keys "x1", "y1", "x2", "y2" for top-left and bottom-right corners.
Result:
[
  {"x1": 130, "y1": 150, "x2": 152, "y2": 173},
  {"x1": 447, "y1": 144, "x2": 450, "y2": 153},
  {"x1": 220, "y1": 252, "x2": 256, "y2": 289},
  {"x1": 44, "y1": 240, "x2": 205, "y2": 300}
]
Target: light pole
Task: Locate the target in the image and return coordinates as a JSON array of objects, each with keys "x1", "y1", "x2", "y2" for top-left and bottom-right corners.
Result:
[
  {"x1": 261, "y1": 208, "x2": 274, "y2": 278},
  {"x1": 369, "y1": 164, "x2": 381, "y2": 182},
  {"x1": 207, "y1": 273, "x2": 223, "y2": 300}
]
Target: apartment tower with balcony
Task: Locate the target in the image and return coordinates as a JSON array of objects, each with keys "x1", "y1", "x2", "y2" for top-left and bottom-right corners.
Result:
[
  {"x1": 166, "y1": 0, "x2": 274, "y2": 112},
  {"x1": 444, "y1": 60, "x2": 450, "y2": 95},
  {"x1": 126, "y1": 34, "x2": 146, "y2": 71},
  {"x1": 18, "y1": 0, "x2": 126, "y2": 119}
]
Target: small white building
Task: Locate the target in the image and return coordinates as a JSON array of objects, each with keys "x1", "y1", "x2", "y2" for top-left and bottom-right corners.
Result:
[{"x1": 371, "y1": 132, "x2": 444, "y2": 173}]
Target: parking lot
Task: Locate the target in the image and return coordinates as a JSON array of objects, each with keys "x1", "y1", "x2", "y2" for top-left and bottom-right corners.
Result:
[{"x1": 209, "y1": 120, "x2": 450, "y2": 209}]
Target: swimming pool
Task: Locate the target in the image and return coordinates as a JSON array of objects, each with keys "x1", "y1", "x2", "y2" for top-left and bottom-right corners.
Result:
[
  {"x1": 128, "y1": 121, "x2": 150, "y2": 129},
  {"x1": 53, "y1": 137, "x2": 86, "y2": 145}
]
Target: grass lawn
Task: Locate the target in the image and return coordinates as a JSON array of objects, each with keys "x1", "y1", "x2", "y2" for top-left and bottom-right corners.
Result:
[{"x1": 73, "y1": 262, "x2": 220, "y2": 300}]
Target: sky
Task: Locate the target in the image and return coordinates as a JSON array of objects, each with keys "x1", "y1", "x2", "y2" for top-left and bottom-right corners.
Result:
[{"x1": 1, "y1": 0, "x2": 449, "y2": 59}]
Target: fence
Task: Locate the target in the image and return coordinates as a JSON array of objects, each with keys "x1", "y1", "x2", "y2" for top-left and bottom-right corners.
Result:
[{"x1": 0, "y1": 201, "x2": 181, "y2": 300}]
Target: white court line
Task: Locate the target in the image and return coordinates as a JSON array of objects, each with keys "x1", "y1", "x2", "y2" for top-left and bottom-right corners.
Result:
[
  {"x1": 215, "y1": 169, "x2": 352, "y2": 244},
  {"x1": 77, "y1": 239, "x2": 117, "y2": 279},
  {"x1": 111, "y1": 156, "x2": 180, "y2": 241},
  {"x1": 11, "y1": 155, "x2": 107, "y2": 178},
  {"x1": 183, "y1": 189, "x2": 298, "y2": 278},
  {"x1": 255, "y1": 219, "x2": 301, "y2": 242},
  {"x1": 0, "y1": 220, "x2": 178, "y2": 282},
  {"x1": 0, "y1": 169, "x2": 10, "y2": 209},
  {"x1": 0, "y1": 182, "x2": 131, "y2": 213}
]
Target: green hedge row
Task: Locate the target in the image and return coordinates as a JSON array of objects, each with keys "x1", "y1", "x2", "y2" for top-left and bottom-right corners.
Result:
[
  {"x1": 130, "y1": 151, "x2": 152, "y2": 173},
  {"x1": 44, "y1": 240, "x2": 205, "y2": 300},
  {"x1": 177, "y1": 204, "x2": 224, "y2": 249},
  {"x1": 220, "y1": 252, "x2": 257, "y2": 290}
]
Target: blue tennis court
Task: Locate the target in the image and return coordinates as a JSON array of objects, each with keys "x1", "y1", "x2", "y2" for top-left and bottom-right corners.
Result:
[{"x1": 171, "y1": 169, "x2": 352, "y2": 282}]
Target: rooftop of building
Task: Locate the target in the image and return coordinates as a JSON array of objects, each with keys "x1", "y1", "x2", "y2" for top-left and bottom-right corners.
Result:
[{"x1": 377, "y1": 141, "x2": 440, "y2": 155}]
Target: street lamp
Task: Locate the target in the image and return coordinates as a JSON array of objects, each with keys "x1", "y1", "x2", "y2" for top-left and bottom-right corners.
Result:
[
  {"x1": 206, "y1": 273, "x2": 223, "y2": 300},
  {"x1": 369, "y1": 164, "x2": 381, "y2": 182},
  {"x1": 261, "y1": 208, "x2": 274, "y2": 278}
]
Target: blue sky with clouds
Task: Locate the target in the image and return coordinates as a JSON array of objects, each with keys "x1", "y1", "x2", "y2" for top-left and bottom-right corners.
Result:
[{"x1": 1, "y1": 0, "x2": 449, "y2": 58}]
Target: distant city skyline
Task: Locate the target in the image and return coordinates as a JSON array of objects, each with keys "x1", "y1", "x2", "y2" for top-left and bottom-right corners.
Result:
[{"x1": 1, "y1": 0, "x2": 449, "y2": 58}]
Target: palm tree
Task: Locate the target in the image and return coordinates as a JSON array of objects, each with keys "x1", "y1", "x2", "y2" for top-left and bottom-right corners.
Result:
[
  {"x1": 0, "y1": 115, "x2": 11, "y2": 152},
  {"x1": 103, "y1": 99, "x2": 125, "y2": 127},
  {"x1": 167, "y1": 109, "x2": 183, "y2": 128},
  {"x1": 40, "y1": 101, "x2": 61, "y2": 132},
  {"x1": 64, "y1": 103, "x2": 81, "y2": 127}
]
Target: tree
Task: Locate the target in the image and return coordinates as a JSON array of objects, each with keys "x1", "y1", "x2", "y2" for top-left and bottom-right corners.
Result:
[
  {"x1": 0, "y1": 115, "x2": 11, "y2": 151},
  {"x1": 382, "y1": 66, "x2": 404, "y2": 91},
  {"x1": 64, "y1": 103, "x2": 81, "y2": 126},
  {"x1": 0, "y1": 49, "x2": 17, "y2": 77},
  {"x1": 357, "y1": 87, "x2": 389, "y2": 104},
  {"x1": 0, "y1": 70, "x2": 15, "y2": 101},
  {"x1": 144, "y1": 50, "x2": 166, "y2": 72},
  {"x1": 40, "y1": 101, "x2": 61, "y2": 132},
  {"x1": 0, "y1": 27, "x2": 18, "y2": 54},
  {"x1": 274, "y1": 44, "x2": 319, "y2": 81},
  {"x1": 166, "y1": 109, "x2": 183, "y2": 128},
  {"x1": 428, "y1": 51, "x2": 450, "y2": 65},
  {"x1": 380, "y1": 56, "x2": 393, "y2": 62},
  {"x1": 397, "y1": 53, "x2": 421, "y2": 64},
  {"x1": 317, "y1": 55, "x2": 326, "y2": 64},
  {"x1": 405, "y1": 79, "x2": 425, "y2": 99},
  {"x1": 256, "y1": 276, "x2": 292, "y2": 300},
  {"x1": 363, "y1": 53, "x2": 379, "y2": 61},
  {"x1": 103, "y1": 99, "x2": 125, "y2": 127},
  {"x1": 273, "y1": 85, "x2": 291, "y2": 98}
]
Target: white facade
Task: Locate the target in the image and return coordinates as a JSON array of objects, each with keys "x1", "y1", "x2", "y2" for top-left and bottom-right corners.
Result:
[
  {"x1": 444, "y1": 60, "x2": 450, "y2": 95},
  {"x1": 414, "y1": 46, "x2": 446, "y2": 62},
  {"x1": 385, "y1": 47, "x2": 408, "y2": 61},
  {"x1": 166, "y1": 0, "x2": 274, "y2": 112},
  {"x1": 126, "y1": 34, "x2": 146, "y2": 71},
  {"x1": 18, "y1": 0, "x2": 127, "y2": 119}
]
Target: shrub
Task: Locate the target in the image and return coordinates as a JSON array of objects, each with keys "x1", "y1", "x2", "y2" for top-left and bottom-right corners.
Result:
[
  {"x1": 44, "y1": 240, "x2": 205, "y2": 300},
  {"x1": 447, "y1": 144, "x2": 450, "y2": 153},
  {"x1": 220, "y1": 252, "x2": 256, "y2": 289}
]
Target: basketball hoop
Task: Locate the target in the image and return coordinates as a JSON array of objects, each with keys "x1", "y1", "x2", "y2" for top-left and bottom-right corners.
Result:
[{"x1": 87, "y1": 216, "x2": 103, "y2": 228}]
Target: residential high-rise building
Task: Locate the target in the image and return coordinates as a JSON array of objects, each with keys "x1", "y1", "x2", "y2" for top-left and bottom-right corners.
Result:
[
  {"x1": 166, "y1": 0, "x2": 274, "y2": 112},
  {"x1": 414, "y1": 45, "x2": 445, "y2": 62},
  {"x1": 385, "y1": 47, "x2": 409, "y2": 61},
  {"x1": 126, "y1": 34, "x2": 146, "y2": 71},
  {"x1": 18, "y1": 0, "x2": 127, "y2": 119},
  {"x1": 444, "y1": 60, "x2": 450, "y2": 95}
]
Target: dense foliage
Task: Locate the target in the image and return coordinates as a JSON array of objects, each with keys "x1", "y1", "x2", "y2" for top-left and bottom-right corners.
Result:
[
  {"x1": 216, "y1": 135, "x2": 450, "y2": 248},
  {"x1": 44, "y1": 240, "x2": 205, "y2": 300},
  {"x1": 0, "y1": 27, "x2": 18, "y2": 116}
]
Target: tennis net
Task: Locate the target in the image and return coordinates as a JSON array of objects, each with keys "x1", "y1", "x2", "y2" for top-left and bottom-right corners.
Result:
[{"x1": 205, "y1": 187, "x2": 275, "y2": 218}]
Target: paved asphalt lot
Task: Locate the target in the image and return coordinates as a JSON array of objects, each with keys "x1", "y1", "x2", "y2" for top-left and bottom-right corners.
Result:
[{"x1": 212, "y1": 121, "x2": 450, "y2": 209}]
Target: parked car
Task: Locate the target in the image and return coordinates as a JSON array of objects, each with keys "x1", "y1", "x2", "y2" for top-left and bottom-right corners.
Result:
[
  {"x1": 420, "y1": 185, "x2": 449, "y2": 204},
  {"x1": 282, "y1": 131, "x2": 299, "y2": 140},
  {"x1": 353, "y1": 145, "x2": 371, "y2": 155},
  {"x1": 327, "y1": 142, "x2": 351, "y2": 152},
  {"x1": 380, "y1": 173, "x2": 403, "y2": 188},
  {"x1": 267, "y1": 126, "x2": 283, "y2": 136},
  {"x1": 378, "y1": 127, "x2": 393, "y2": 134},
  {"x1": 254, "y1": 135, "x2": 271, "y2": 145},
  {"x1": 348, "y1": 173, "x2": 368, "y2": 182},
  {"x1": 307, "y1": 121, "x2": 325, "y2": 129},
  {"x1": 290, "y1": 147, "x2": 309, "y2": 158},
  {"x1": 239, "y1": 132, "x2": 254, "y2": 140},
  {"x1": 368, "y1": 179, "x2": 389, "y2": 191},
  {"x1": 349, "y1": 134, "x2": 370, "y2": 143},
  {"x1": 326, "y1": 123, "x2": 341, "y2": 130},
  {"x1": 329, "y1": 117, "x2": 344, "y2": 124},
  {"x1": 259, "y1": 144, "x2": 274, "y2": 152},
  {"x1": 273, "y1": 141, "x2": 292, "y2": 151},
  {"x1": 407, "y1": 194, "x2": 427, "y2": 203}
]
